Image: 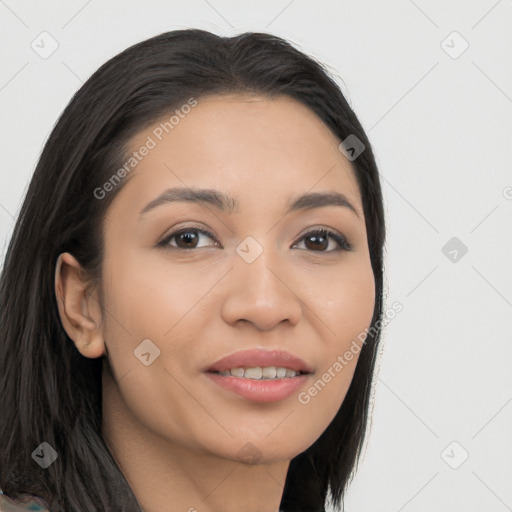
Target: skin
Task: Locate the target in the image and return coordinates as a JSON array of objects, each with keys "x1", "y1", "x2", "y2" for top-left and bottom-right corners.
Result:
[{"x1": 55, "y1": 94, "x2": 375, "y2": 512}]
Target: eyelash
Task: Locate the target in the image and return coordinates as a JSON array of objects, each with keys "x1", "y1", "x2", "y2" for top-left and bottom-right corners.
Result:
[{"x1": 157, "y1": 226, "x2": 354, "y2": 252}]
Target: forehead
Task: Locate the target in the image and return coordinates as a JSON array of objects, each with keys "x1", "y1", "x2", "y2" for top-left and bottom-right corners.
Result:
[
  {"x1": 110, "y1": 93, "x2": 363, "y2": 217},
  {"x1": 131, "y1": 93, "x2": 342, "y2": 159}
]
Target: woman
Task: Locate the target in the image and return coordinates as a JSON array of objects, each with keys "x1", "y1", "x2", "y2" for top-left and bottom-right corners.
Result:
[{"x1": 0, "y1": 29, "x2": 386, "y2": 511}]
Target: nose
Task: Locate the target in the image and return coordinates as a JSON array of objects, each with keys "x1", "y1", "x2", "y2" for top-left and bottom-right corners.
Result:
[{"x1": 221, "y1": 248, "x2": 302, "y2": 331}]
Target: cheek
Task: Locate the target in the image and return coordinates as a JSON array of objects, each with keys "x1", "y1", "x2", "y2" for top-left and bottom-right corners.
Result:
[
  {"x1": 101, "y1": 249, "x2": 209, "y2": 340},
  {"x1": 99, "y1": 251, "x2": 213, "y2": 401},
  {"x1": 314, "y1": 255, "x2": 376, "y2": 345},
  {"x1": 99, "y1": 256, "x2": 207, "y2": 442},
  {"x1": 298, "y1": 258, "x2": 375, "y2": 430}
]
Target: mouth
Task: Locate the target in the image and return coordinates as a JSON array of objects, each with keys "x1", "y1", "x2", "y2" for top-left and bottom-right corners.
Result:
[
  {"x1": 205, "y1": 348, "x2": 313, "y2": 375},
  {"x1": 206, "y1": 366, "x2": 310, "y2": 380},
  {"x1": 204, "y1": 349, "x2": 313, "y2": 402}
]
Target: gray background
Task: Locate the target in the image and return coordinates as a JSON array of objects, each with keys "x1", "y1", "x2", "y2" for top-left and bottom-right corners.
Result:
[{"x1": 1, "y1": 1, "x2": 511, "y2": 510}]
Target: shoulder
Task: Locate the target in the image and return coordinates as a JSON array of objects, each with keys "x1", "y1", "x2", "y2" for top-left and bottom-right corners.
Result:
[{"x1": 0, "y1": 492, "x2": 50, "y2": 511}]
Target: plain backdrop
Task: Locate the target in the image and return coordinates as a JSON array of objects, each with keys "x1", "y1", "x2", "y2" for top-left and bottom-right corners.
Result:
[{"x1": 1, "y1": 1, "x2": 511, "y2": 511}]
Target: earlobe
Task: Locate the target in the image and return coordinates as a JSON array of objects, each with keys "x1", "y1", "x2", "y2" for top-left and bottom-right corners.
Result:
[{"x1": 54, "y1": 252, "x2": 105, "y2": 359}]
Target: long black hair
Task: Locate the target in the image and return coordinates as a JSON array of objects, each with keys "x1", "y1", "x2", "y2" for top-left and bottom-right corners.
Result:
[{"x1": 0, "y1": 29, "x2": 386, "y2": 512}]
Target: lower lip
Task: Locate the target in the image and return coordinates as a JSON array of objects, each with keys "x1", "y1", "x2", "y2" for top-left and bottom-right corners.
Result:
[{"x1": 205, "y1": 372, "x2": 309, "y2": 402}]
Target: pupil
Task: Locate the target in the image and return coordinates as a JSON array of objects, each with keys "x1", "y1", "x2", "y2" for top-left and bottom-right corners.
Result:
[
  {"x1": 305, "y1": 234, "x2": 327, "y2": 251},
  {"x1": 178, "y1": 231, "x2": 198, "y2": 248}
]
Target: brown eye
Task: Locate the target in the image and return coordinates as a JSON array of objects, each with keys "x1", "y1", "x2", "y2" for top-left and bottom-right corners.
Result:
[
  {"x1": 305, "y1": 232, "x2": 328, "y2": 251},
  {"x1": 158, "y1": 228, "x2": 218, "y2": 249},
  {"x1": 293, "y1": 229, "x2": 353, "y2": 252}
]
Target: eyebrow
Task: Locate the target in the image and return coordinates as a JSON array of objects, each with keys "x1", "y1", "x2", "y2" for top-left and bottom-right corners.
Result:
[{"x1": 139, "y1": 187, "x2": 360, "y2": 218}]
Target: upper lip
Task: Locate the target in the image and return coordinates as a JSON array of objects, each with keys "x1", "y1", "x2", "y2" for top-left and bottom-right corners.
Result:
[{"x1": 205, "y1": 349, "x2": 313, "y2": 373}]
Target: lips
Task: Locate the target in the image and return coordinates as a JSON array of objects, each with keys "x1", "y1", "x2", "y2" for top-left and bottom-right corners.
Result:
[{"x1": 205, "y1": 349, "x2": 313, "y2": 374}]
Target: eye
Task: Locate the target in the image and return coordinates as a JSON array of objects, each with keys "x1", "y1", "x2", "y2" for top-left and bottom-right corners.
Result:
[
  {"x1": 292, "y1": 228, "x2": 353, "y2": 252},
  {"x1": 157, "y1": 227, "x2": 220, "y2": 250},
  {"x1": 157, "y1": 226, "x2": 352, "y2": 252}
]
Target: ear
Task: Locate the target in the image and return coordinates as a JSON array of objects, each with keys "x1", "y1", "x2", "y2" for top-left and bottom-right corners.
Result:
[{"x1": 54, "y1": 252, "x2": 105, "y2": 359}]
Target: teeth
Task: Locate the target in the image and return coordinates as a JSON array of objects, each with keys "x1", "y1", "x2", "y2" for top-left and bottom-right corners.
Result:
[
  {"x1": 230, "y1": 367, "x2": 245, "y2": 377},
  {"x1": 218, "y1": 366, "x2": 300, "y2": 379},
  {"x1": 262, "y1": 366, "x2": 276, "y2": 379},
  {"x1": 245, "y1": 367, "x2": 263, "y2": 379}
]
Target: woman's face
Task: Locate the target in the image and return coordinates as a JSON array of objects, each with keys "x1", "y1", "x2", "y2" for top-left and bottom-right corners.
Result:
[{"x1": 98, "y1": 93, "x2": 375, "y2": 463}]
